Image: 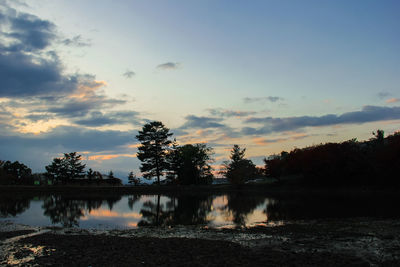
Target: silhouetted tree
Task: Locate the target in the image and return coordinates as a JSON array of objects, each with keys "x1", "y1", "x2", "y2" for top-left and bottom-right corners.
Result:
[
  {"x1": 87, "y1": 168, "x2": 94, "y2": 180},
  {"x1": 94, "y1": 171, "x2": 103, "y2": 180},
  {"x1": 167, "y1": 143, "x2": 214, "y2": 185},
  {"x1": 108, "y1": 170, "x2": 114, "y2": 179},
  {"x1": 45, "y1": 152, "x2": 86, "y2": 184},
  {"x1": 372, "y1": 129, "x2": 385, "y2": 146},
  {"x1": 136, "y1": 121, "x2": 173, "y2": 184},
  {"x1": 222, "y1": 145, "x2": 257, "y2": 184},
  {"x1": 128, "y1": 171, "x2": 136, "y2": 185},
  {"x1": 0, "y1": 160, "x2": 32, "y2": 185}
]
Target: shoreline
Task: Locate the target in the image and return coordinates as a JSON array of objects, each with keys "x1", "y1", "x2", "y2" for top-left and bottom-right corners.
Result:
[
  {"x1": 1, "y1": 218, "x2": 399, "y2": 266},
  {"x1": 1, "y1": 184, "x2": 399, "y2": 196}
]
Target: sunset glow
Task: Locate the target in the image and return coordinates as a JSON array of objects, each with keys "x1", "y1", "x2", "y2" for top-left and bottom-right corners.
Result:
[{"x1": 0, "y1": 0, "x2": 399, "y2": 181}]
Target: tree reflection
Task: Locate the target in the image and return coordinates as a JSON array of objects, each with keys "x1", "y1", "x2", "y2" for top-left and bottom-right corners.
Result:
[
  {"x1": 42, "y1": 195, "x2": 121, "y2": 227},
  {"x1": 127, "y1": 195, "x2": 141, "y2": 210},
  {"x1": 138, "y1": 194, "x2": 213, "y2": 227},
  {"x1": 264, "y1": 195, "x2": 400, "y2": 222},
  {"x1": 42, "y1": 195, "x2": 85, "y2": 227},
  {"x1": 0, "y1": 196, "x2": 31, "y2": 217},
  {"x1": 170, "y1": 195, "x2": 213, "y2": 225},
  {"x1": 224, "y1": 193, "x2": 265, "y2": 227},
  {"x1": 138, "y1": 195, "x2": 173, "y2": 226}
]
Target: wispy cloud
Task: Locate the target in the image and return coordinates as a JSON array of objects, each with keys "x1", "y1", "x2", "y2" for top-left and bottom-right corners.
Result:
[
  {"x1": 123, "y1": 70, "x2": 135, "y2": 78},
  {"x1": 378, "y1": 91, "x2": 391, "y2": 99},
  {"x1": 180, "y1": 115, "x2": 225, "y2": 129},
  {"x1": 207, "y1": 108, "x2": 256, "y2": 118},
  {"x1": 156, "y1": 62, "x2": 180, "y2": 70},
  {"x1": 74, "y1": 111, "x2": 142, "y2": 127},
  {"x1": 243, "y1": 96, "x2": 283, "y2": 104},
  {"x1": 243, "y1": 105, "x2": 400, "y2": 135},
  {"x1": 61, "y1": 35, "x2": 91, "y2": 47}
]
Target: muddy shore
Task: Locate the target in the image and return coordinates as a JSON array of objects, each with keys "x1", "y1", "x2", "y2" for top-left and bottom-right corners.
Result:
[{"x1": 1, "y1": 218, "x2": 399, "y2": 266}]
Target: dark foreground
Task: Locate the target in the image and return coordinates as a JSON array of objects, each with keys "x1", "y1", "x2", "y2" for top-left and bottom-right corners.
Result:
[{"x1": 1, "y1": 218, "x2": 399, "y2": 266}]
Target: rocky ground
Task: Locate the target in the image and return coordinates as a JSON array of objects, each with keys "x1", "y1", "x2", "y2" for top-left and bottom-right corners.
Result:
[{"x1": 1, "y1": 218, "x2": 399, "y2": 266}]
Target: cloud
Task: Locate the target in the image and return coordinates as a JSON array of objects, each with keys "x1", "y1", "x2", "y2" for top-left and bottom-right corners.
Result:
[
  {"x1": 243, "y1": 96, "x2": 283, "y2": 104},
  {"x1": 0, "y1": 125, "x2": 138, "y2": 172},
  {"x1": 207, "y1": 108, "x2": 256, "y2": 118},
  {"x1": 24, "y1": 113, "x2": 53, "y2": 122},
  {"x1": 74, "y1": 111, "x2": 142, "y2": 127},
  {"x1": 0, "y1": 3, "x2": 89, "y2": 97},
  {"x1": 180, "y1": 115, "x2": 225, "y2": 129},
  {"x1": 0, "y1": 8, "x2": 56, "y2": 52},
  {"x1": 0, "y1": 3, "x2": 136, "y2": 130},
  {"x1": 156, "y1": 62, "x2": 180, "y2": 70},
  {"x1": 378, "y1": 91, "x2": 391, "y2": 99},
  {"x1": 243, "y1": 105, "x2": 400, "y2": 135},
  {"x1": 386, "y1": 98, "x2": 400, "y2": 104},
  {"x1": 0, "y1": 125, "x2": 136, "y2": 153},
  {"x1": 0, "y1": 51, "x2": 79, "y2": 97},
  {"x1": 123, "y1": 70, "x2": 135, "y2": 78},
  {"x1": 61, "y1": 35, "x2": 91, "y2": 47}
]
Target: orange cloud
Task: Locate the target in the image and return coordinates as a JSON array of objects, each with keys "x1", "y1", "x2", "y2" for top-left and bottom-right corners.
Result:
[
  {"x1": 88, "y1": 153, "x2": 136, "y2": 161},
  {"x1": 252, "y1": 137, "x2": 268, "y2": 146},
  {"x1": 70, "y1": 80, "x2": 107, "y2": 100},
  {"x1": 127, "y1": 144, "x2": 140, "y2": 148},
  {"x1": 386, "y1": 98, "x2": 400, "y2": 103}
]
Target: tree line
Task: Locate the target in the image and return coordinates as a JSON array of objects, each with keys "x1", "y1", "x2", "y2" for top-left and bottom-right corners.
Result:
[
  {"x1": 1, "y1": 120, "x2": 399, "y2": 186},
  {"x1": 264, "y1": 130, "x2": 400, "y2": 186}
]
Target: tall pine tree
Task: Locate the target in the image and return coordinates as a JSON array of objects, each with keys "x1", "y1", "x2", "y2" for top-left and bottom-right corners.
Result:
[{"x1": 136, "y1": 121, "x2": 173, "y2": 184}]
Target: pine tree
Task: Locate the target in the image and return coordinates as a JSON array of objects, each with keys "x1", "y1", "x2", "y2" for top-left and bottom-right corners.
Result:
[
  {"x1": 223, "y1": 145, "x2": 257, "y2": 184},
  {"x1": 45, "y1": 152, "x2": 86, "y2": 183},
  {"x1": 128, "y1": 171, "x2": 137, "y2": 185},
  {"x1": 136, "y1": 121, "x2": 173, "y2": 184}
]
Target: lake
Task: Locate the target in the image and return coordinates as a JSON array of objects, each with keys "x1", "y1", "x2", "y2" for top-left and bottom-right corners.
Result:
[{"x1": 1, "y1": 192, "x2": 398, "y2": 229}]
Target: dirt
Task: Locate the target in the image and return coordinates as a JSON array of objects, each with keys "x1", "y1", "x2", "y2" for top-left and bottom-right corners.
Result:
[{"x1": 1, "y1": 218, "x2": 399, "y2": 266}]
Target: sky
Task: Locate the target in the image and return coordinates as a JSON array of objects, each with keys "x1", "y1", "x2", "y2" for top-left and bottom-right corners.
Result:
[{"x1": 0, "y1": 0, "x2": 399, "y2": 181}]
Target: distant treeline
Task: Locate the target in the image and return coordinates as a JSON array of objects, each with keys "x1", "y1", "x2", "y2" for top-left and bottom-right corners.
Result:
[
  {"x1": 264, "y1": 130, "x2": 400, "y2": 186},
  {"x1": 1, "y1": 128, "x2": 399, "y2": 187}
]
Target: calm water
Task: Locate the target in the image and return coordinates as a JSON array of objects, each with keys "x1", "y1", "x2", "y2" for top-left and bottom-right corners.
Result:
[{"x1": 0, "y1": 193, "x2": 398, "y2": 229}]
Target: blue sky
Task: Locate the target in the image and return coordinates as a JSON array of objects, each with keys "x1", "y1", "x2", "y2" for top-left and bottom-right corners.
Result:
[{"x1": 0, "y1": 0, "x2": 399, "y2": 180}]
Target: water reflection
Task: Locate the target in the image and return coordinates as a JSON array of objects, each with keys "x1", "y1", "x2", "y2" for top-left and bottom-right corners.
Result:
[
  {"x1": 0, "y1": 196, "x2": 31, "y2": 217},
  {"x1": 0, "y1": 193, "x2": 399, "y2": 229},
  {"x1": 223, "y1": 193, "x2": 266, "y2": 226},
  {"x1": 137, "y1": 195, "x2": 214, "y2": 226},
  {"x1": 42, "y1": 195, "x2": 121, "y2": 227}
]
